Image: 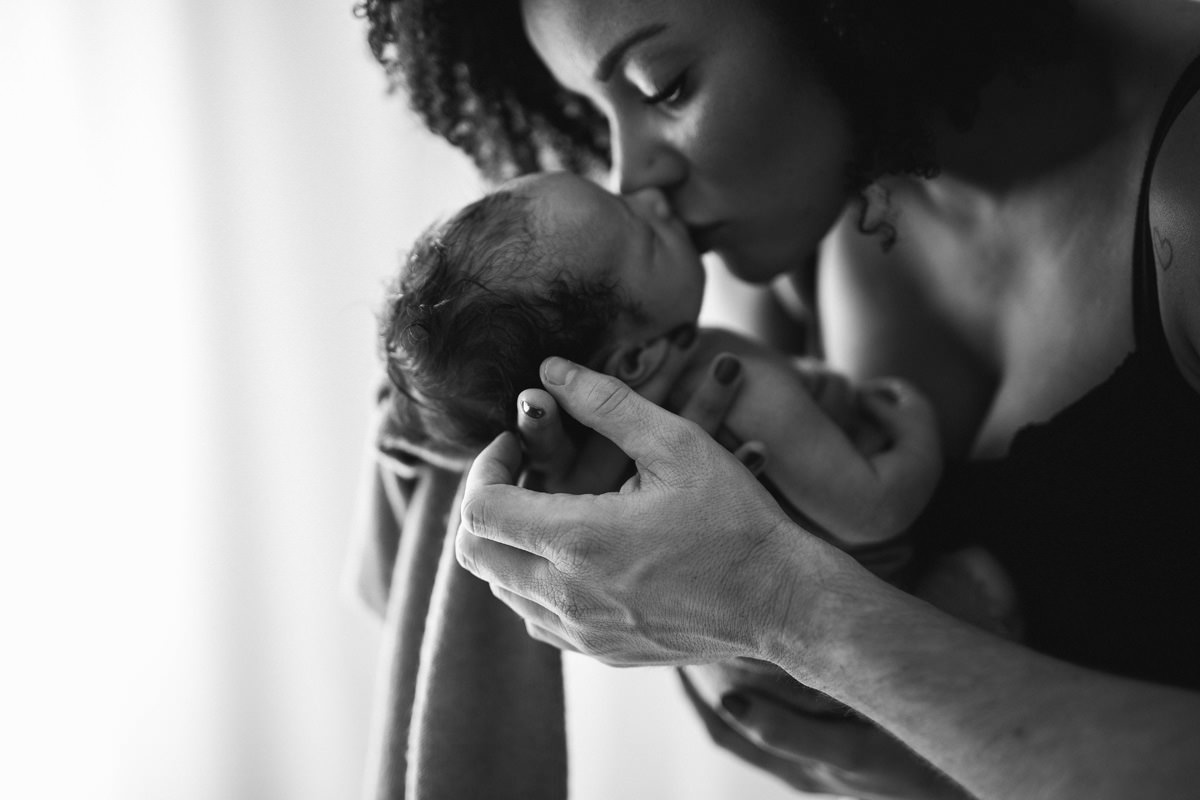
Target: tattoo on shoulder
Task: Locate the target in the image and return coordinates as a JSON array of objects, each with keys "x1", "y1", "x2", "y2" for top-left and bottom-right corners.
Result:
[{"x1": 1153, "y1": 225, "x2": 1175, "y2": 272}]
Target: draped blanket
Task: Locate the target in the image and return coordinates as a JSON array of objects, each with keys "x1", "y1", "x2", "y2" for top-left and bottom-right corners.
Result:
[{"x1": 348, "y1": 390, "x2": 567, "y2": 800}]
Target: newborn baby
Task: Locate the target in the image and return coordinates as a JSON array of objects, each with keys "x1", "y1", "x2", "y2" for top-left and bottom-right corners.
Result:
[{"x1": 379, "y1": 171, "x2": 1017, "y2": 716}]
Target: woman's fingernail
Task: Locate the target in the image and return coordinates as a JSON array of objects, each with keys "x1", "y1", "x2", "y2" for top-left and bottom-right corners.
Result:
[
  {"x1": 714, "y1": 355, "x2": 741, "y2": 385},
  {"x1": 872, "y1": 384, "x2": 900, "y2": 404},
  {"x1": 741, "y1": 450, "x2": 766, "y2": 475},
  {"x1": 671, "y1": 323, "x2": 697, "y2": 349},
  {"x1": 542, "y1": 357, "x2": 576, "y2": 386},
  {"x1": 520, "y1": 399, "x2": 545, "y2": 419},
  {"x1": 721, "y1": 692, "x2": 749, "y2": 719},
  {"x1": 622, "y1": 345, "x2": 644, "y2": 373}
]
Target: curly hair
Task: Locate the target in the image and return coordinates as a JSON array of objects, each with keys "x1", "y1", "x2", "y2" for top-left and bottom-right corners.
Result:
[
  {"x1": 357, "y1": 0, "x2": 1073, "y2": 187},
  {"x1": 380, "y1": 189, "x2": 627, "y2": 461}
]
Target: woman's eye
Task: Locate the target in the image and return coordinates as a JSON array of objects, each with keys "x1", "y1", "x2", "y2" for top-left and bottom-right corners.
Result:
[{"x1": 642, "y1": 73, "x2": 687, "y2": 107}]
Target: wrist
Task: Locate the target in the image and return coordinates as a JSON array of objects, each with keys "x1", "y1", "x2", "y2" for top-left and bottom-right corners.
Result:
[{"x1": 756, "y1": 524, "x2": 873, "y2": 682}]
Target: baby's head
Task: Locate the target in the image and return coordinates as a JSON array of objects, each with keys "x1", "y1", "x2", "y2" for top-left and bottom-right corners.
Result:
[{"x1": 380, "y1": 172, "x2": 705, "y2": 464}]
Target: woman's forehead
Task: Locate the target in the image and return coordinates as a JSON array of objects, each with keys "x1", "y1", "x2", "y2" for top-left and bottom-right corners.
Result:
[
  {"x1": 521, "y1": 0, "x2": 683, "y2": 67},
  {"x1": 521, "y1": 0, "x2": 748, "y2": 96},
  {"x1": 521, "y1": 0, "x2": 650, "y2": 38}
]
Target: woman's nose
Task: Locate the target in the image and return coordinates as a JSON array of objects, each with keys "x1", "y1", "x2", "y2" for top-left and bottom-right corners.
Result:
[{"x1": 608, "y1": 118, "x2": 685, "y2": 195}]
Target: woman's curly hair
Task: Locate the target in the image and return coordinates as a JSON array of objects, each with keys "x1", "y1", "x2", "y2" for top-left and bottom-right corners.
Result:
[
  {"x1": 358, "y1": 0, "x2": 609, "y2": 182},
  {"x1": 358, "y1": 0, "x2": 1074, "y2": 187}
]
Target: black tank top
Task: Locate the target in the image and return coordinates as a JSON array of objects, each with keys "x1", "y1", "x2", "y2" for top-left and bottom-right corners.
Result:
[{"x1": 912, "y1": 56, "x2": 1200, "y2": 690}]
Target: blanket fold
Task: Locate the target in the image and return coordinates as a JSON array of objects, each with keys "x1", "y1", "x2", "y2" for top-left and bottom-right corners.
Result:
[{"x1": 351, "y1": 390, "x2": 567, "y2": 800}]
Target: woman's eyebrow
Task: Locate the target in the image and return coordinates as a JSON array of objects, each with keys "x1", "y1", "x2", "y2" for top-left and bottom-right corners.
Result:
[{"x1": 594, "y1": 23, "x2": 668, "y2": 82}]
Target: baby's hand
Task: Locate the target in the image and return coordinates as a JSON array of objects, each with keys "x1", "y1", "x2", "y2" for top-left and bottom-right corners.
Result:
[
  {"x1": 845, "y1": 377, "x2": 942, "y2": 543},
  {"x1": 667, "y1": 333, "x2": 942, "y2": 547},
  {"x1": 789, "y1": 357, "x2": 864, "y2": 440},
  {"x1": 746, "y1": 367, "x2": 941, "y2": 548}
]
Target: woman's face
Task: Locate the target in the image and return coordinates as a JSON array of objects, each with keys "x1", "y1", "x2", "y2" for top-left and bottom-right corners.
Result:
[{"x1": 520, "y1": 0, "x2": 854, "y2": 283}]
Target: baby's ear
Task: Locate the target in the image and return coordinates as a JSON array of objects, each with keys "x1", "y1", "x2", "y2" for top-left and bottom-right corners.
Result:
[{"x1": 604, "y1": 336, "x2": 675, "y2": 388}]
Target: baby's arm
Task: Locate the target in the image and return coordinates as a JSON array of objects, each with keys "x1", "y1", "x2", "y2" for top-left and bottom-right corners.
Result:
[{"x1": 674, "y1": 329, "x2": 941, "y2": 547}]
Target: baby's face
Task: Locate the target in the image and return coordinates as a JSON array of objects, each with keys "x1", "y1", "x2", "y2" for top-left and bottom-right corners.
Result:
[{"x1": 510, "y1": 172, "x2": 706, "y2": 340}]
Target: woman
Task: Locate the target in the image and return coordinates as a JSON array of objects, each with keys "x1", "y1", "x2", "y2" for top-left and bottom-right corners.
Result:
[{"x1": 362, "y1": 0, "x2": 1200, "y2": 796}]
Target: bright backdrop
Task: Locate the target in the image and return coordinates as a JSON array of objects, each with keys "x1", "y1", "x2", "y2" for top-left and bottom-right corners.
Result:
[{"x1": 0, "y1": 2, "x2": 804, "y2": 798}]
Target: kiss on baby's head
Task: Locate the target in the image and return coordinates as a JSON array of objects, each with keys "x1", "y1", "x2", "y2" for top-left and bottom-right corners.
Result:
[{"x1": 380, "y1": 173, "x2": 704, "y2": 463}]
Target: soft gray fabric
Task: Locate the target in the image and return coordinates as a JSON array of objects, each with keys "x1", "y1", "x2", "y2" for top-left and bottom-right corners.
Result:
[{"x1": 352, "y1": 393, "x2": 567, "y2": 800}]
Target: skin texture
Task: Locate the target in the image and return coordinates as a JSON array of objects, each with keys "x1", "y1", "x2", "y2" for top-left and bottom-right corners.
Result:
[
  {"x1": 521, "y1": 0, "x2": 853, "y2": 283},
  {"x1": 511, "y1": 175, "x2": 943, "y2": 543},
  {"x1": 462, "y1": 359, "x2": 1200, "y2": 800},
  {"x1": 453, "y1": 0, "x2": 1200, "y2": 796},
  {"x1": 666, "y1": 329, "x2": 941, "y2": 545},
  {"x1": 512, "y1": 173, "x2": 707, "y2": 340}
]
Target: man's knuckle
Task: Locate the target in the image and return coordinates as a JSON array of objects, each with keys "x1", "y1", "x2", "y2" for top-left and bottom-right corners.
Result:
[
  {"x1": 589, "y1": 378, "x2": 632, "y2": 418},
  {"x1": 454, "y1": 531, "x2": 476, "y2": 573},
  {"x1": 555, "y1": 532, "x2": 600, "y2": 575},
  {"x1": 459, "y1": 493, "x2": 490, "y2": 535},
  {"x1": 527, "y1": 521, "x2": 562, "y2": 558}
]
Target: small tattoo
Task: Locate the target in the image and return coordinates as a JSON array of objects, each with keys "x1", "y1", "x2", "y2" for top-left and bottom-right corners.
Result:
[{"x1": 1153, "y1": 226, "x2": 1174, "y2": 272}]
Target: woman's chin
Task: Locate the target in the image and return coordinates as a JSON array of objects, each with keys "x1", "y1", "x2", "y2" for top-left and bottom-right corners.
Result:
[{"x1": 710, "y1": 248, "x2": 803, "y2": 286}]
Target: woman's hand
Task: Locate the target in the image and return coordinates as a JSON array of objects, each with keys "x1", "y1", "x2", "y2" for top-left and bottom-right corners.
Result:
[
  {"x1": 456, "y1": 356, "x2": 830, "y2": 666},
  {"x1": 679, "y1": 675, "x2": 972, "y2": 800}
]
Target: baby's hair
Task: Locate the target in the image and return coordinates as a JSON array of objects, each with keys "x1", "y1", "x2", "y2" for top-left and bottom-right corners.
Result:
[{"x1": 380, "y1": 189, "x2": 628, "y2": 461}]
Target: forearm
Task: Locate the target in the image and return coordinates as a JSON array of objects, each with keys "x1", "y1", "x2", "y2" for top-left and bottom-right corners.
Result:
[{"x1": 770, "y1": 546, "x2": 1200, "y2": 800}]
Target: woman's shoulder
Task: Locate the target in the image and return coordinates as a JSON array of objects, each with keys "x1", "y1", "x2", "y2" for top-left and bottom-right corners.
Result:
[
  {"x1": 1148, "y1": 66, "x2": 1200, "y2": 394},
  {"x1": 818, "y1": 205, "x2": 998, "y2": 457}
]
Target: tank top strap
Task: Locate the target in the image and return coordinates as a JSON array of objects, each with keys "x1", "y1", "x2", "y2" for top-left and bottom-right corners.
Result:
[{"x1": 1132, "y1": 54, "x2": 1200, "y2": 355}]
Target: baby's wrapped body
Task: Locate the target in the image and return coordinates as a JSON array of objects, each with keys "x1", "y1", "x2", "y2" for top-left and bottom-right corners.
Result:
[
  {"x1": 378, "y1": 170, "x2": 1019, "y2": 724},
  {"x1": 671, "y1": 330, "x2": 1022, "y2": 718}
]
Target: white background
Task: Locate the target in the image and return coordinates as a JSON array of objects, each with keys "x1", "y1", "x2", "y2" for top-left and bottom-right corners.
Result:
[{"x1": 0, "y1": 1, "x2": 805, "y2": 798}]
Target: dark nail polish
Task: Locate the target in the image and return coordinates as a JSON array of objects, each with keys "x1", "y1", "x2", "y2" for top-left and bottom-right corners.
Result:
[
  {"x1": 671, "y1": 323, "x2": 698, "y2": 349},
  {"x1": 741, "y1": 450, "x2": 765, "y2": 475},
  {"x1": 714, "y1": 355, "x2": 741, "y2": 385},
  {"x1": 721, "y1": 692, "x2": 749, "y2": 719},
  {"x1": 622, "y1": 346, "x2": 644, "y2": 373},
  {"x1": 521, "y1": 399, "x2": 545, "y2": 419},
  {"x1": 873, "y1": 385, "x2": 900, "y2": 405}
]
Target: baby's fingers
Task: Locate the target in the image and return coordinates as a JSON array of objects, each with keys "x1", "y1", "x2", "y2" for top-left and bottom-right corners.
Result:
[
  {"x1": 516, "y1": 388, "x2": 577, "y2": 485},
  {"x1": 859, "y1": 379, "x2": 939, "y2": 456},
  {"x1": 733, "y1": 440, "x2": 768, "y2": 477},
  {"x1": 859, "y1": 379, "x2": 942, "y2": 518}
]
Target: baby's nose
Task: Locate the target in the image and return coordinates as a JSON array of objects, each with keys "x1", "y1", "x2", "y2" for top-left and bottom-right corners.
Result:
[{"x1": 625, "y1": 187, "x2": 673, "y2": 221}]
